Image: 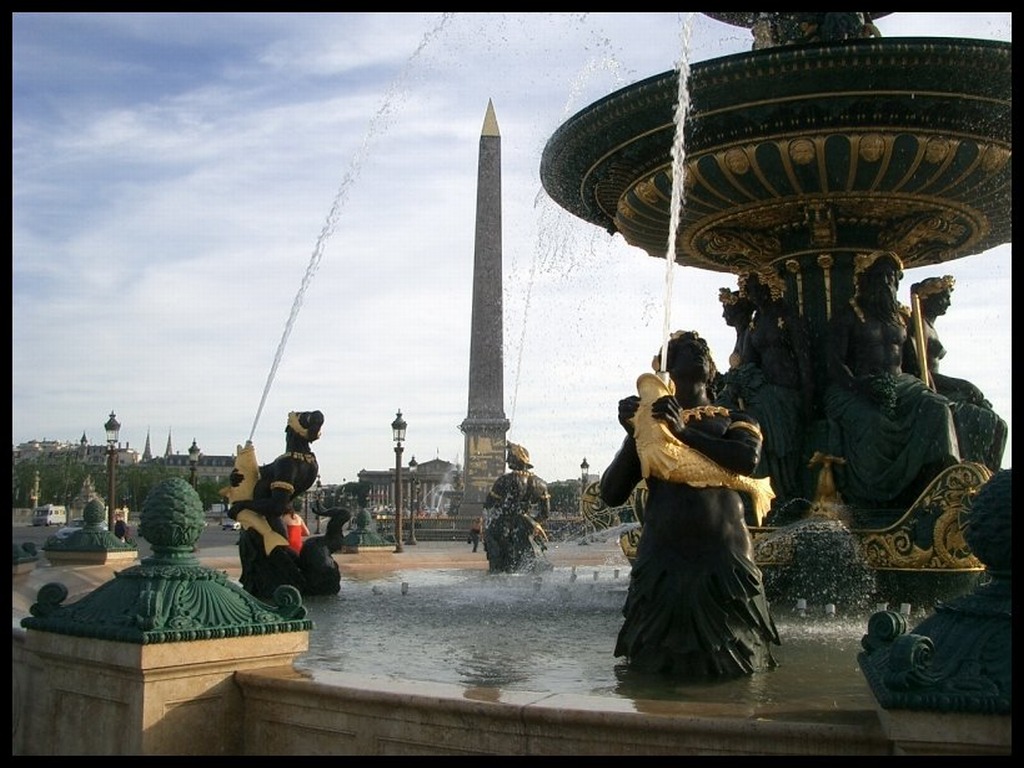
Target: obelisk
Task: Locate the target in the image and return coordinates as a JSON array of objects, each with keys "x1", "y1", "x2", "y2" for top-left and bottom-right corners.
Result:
[{"x1": 459, "y1": 99, "x2": 510, "y2": 520}]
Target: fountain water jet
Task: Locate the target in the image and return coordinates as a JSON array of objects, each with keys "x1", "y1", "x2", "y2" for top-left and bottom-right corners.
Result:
[{"x1": 246, "y1": 15, "x2": 454, "y2": 441}]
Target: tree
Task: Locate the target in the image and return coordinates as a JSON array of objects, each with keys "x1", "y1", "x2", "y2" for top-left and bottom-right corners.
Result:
[{"x1": 546, "y1": 480, "x2": 582, "y2": 518}]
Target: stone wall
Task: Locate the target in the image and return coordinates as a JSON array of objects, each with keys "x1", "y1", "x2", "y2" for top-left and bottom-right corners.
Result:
[{"x1": 13, "y1": 627, "x2": 1009, "y2": 755}]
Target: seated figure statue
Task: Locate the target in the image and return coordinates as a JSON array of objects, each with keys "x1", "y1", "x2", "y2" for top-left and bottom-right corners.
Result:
[
  {"x1": 716, "y1": 269, "x2": 814, "y2": 508},
  {"x1": 905, "y1": 275, "x2": 1007, "y2": 473},
  {"x1": 482, "y1": 443, "x2": 551, "y2": 573},
  {"x1": 824, "y1": 252, "x2": 960, "y2": 509},
  {"x1": 717, "y1": 286, "x2": 755, "y2": 374}
]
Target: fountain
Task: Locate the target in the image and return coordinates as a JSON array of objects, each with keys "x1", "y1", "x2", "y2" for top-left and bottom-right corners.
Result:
[
  {"x1": 540, "y1": 12, "x2": 1011, "y2": 610},
  {"x1": 12, "y1": 13, "x2": 1010, "y2": 755}
]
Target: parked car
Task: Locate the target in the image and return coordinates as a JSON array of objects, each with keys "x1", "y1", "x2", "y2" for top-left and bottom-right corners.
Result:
[
  {"x1": 222, "y1": 520, "x2": 241, "y2": 531},
  {"x1": 53, "y1": 518, "x2": 108, "y2": 540}
]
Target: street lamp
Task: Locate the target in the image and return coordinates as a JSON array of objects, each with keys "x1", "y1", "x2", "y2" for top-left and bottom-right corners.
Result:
[
  {"x1": 408, "y1": 455, "x2": 419, "y2": 545},
  {"x1": 188, "y1": 438, "x2": 201, "y2": 488},
  {"x1": 391, "y1": 409, "x2": 406, "y2": 553},
  {"x1": 104, "y1": 411, "x2": 121, "y2": 531},
  {"x1": 580, "y1": 457, "x2": 590, "y2": 517}
]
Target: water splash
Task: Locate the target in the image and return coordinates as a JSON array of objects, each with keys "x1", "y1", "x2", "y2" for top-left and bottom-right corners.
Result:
[
  {"x1": 247, "y1": 14, "x2": 455, "y2": 442},
  {"x1": 508, "y1": 34, "x2": 631, "y2": 426},
  {"x1": 658, "y1": 13, "x2": 695, "y2": 374}
]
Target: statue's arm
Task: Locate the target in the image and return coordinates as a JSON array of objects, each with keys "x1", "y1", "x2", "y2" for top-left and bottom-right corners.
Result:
[
  {"x1": 676, "y1": 413, "x2": 762, "y2": 475},
  {"x1": 483, "y1": 475, "x2": 507, "y2": 510},
  {"x1": 902, "y1": 333, "x2": 923, "y2": 378},
  {"x1": 827, "y1": 312, "x2": 858, "y2": 391},
  {"x1": 532, "y1": 478, "x2": 551, "y2": 520},
  {"x1": 600, "y1": 435, "x2": 642, "y2": 507}
]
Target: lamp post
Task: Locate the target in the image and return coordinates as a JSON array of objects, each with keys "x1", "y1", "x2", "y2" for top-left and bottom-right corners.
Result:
[
  {"x1": 580, "y1": 457, "x2": 589, "y2": 517},
  {"x1": 188, "y1": 438, "x2": 201, "y2": 489},
  {"x1": 391, "y1": 409, "x2": 406, "y2": 553},
  {"x1": 408, "y1": 456, "x2": 419, "y2": 545},
  {"x1": 104, "y1": 411, "x2": 121, "y2": 531}
]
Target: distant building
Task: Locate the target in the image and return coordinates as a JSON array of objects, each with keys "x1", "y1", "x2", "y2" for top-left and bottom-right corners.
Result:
[
  {"x1": 358, "y1": 458, "x2": 460, "y2": 516},
  {"x1": 13, "y1": 430, "x2": 232, "y2": 486}
]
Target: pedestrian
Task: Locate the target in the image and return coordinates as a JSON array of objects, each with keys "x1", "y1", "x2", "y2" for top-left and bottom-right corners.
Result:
[
  {"x1": 469, "y1": 516, "x2": 482, "y2": 552},
  {"x1": 113, "y1": 517, "x2": 127, "y2": 542}
]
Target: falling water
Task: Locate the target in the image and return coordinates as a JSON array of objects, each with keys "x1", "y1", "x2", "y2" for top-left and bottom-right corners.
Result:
[
  {"x1": 247, "y1": 14, "x2": 455, "y2": 442},
  {"x1": 658, "y1": 13, "x2": 695, "y2": 374},
  {"x1": 508, "y1": 44, "x2": 631, "y2": 426}
]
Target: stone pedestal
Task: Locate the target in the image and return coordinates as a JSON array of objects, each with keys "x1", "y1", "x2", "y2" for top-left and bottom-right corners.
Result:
[
  {"x1": 15, "y1": 477, "x2": 314, "y2": 755},
  {"x1": 875, "y1": 708, "x2": 1010, "y2": 756},
  {"x1": 17, "y1": 630, "x2": 308, "y2": 755},
  {"x1": 44, "y1": 549, "x2": 138, "y2": 566}
]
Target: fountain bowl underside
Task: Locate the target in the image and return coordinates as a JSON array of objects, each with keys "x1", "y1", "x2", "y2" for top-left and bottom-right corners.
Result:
[{"x1": 540, "y1": 37, "x2": 1012, "y2": 272}]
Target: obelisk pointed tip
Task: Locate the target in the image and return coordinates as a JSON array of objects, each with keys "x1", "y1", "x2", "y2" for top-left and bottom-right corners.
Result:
[{"x1": 481, "y1": 99, "x2": 499, "y2": 137}]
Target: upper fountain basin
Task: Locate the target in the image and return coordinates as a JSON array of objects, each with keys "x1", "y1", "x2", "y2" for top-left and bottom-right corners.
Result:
[{"x1": 540, "y1": 37, "x2": 1012, "y2": 273}]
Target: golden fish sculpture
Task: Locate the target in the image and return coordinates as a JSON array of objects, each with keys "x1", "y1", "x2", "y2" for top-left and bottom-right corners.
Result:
[
  {"x1": 219, "y1": 441, "x2": 289, "y2": 555},
  {"x1": 632, "y1": 372, "x2": 775, "y2": 526}
]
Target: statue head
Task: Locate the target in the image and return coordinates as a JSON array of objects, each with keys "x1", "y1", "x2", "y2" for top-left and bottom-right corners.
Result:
[
  {"x1": 854, "y1": 250, "x2": 904, "y2": 286},
  {"x1": 287, "y1": 410, "x2": 324, "y2": 442},
  {"x1": 912, "y1": 275, "x2": 955, "y2": 300},
  {"x1": 653, "y1": 330, "x2": 718, "y2": 396},
  {"x1": 719, "y1": 286, "x2": 754, "y2": 326},
  {"x1": 83, "y1": 498, "x2": 105, "y2": 526},
  {"x1": 851, "y1": 250, "x2": 904, "y2": 321},
  {"x1": 507, "y1": 443, "x2": 533, "y2": 470}
]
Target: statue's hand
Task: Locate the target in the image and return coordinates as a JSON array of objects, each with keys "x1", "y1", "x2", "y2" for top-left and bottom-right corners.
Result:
[
  {"x1": 618, "y1": 396, "x2": 640, "y2": 435},
  {"x1": 967, "y1": 384, "x2": 991, "y2": 408},
  {"x1": 650, "y1": 395, "x2": 683, "y2": 436}
]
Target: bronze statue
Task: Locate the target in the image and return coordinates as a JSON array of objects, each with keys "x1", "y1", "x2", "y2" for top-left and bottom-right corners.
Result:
[
  {"x1": 717, "y1": 286, "x2": 754, "y2": 373},
  {"x1": 905, "y1": 275, "x2": 1007, "y2": 473},
  {"x1": 601, "y1": 330, "x2": 779, "y2": 678},
  {"x1": 223, "y1": 410, "x2": 350, "y2": 600},
  {"x1": 746, "y1": 12, "x2": 881, "y2": 49},
  {"x1": 482, "y1": 443, "x2": 551, "y2": 573},
  {"x1": 716, "y1": 269, "x2": 814, "y2": 507},
  {"x1": 824, "y1": 252, "x2": 960, "y2": 509}
]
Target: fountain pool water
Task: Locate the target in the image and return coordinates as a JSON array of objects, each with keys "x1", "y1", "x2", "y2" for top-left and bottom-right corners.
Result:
[{"x1": 295, "y1": 537, "x2": 875, "y2": 711}]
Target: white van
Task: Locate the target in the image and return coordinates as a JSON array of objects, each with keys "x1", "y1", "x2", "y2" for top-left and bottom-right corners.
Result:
[{"x1": 32, "y1": 504, "x2": 67, "y2": 526}]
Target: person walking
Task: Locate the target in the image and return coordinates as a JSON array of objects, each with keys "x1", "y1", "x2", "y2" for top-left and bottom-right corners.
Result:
[{"x1": 469, "y1": 516, "x2": 482, "y2": 552}]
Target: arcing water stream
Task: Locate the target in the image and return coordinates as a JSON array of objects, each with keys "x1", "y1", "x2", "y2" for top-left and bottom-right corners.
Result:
[{"x1": 247, "y1": 14, "x2": 454, "y2": 442}]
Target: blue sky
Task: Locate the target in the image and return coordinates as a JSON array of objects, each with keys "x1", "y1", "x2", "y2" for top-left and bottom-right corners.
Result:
[{"x1": 13, "y1": 13, "x2": 1011, "y2": 484}]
